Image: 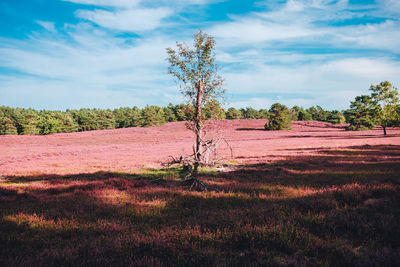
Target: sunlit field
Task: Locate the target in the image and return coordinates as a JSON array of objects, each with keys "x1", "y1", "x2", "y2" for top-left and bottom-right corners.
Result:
[{"x1": 1, "y1": 120, "x2": 400, "y2": 266}]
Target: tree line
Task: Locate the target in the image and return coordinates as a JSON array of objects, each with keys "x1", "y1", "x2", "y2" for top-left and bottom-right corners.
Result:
[{"x1": 1, "y1": 101, "x2": 351, "y2": 135}]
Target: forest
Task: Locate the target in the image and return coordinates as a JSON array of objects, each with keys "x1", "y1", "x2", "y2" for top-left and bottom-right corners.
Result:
[{"x1": 0, "y1": 102, "x2": 368, "y2": 135}]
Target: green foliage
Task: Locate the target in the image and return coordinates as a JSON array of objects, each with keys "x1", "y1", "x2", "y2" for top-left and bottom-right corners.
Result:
[
  {"x1": 289, "y1": 106, "x2": 301, "y2": 121},
  {"x1": 225, "y1": 107, "x2": 243, "y2": 120},
  {"x1": 240, "y1": 107, "x2": 260, "y2": 119},
  {"x1": 369, "y1": 81, "x2": 399, "y2": 134},
  {"x1": 171, "y1": 104, "x2": 193, "y2": 121},
  {"x1": 21, "y1": 109, "x2": 40, "y2": 135},
  {"x1": 258, "y1": 109, "x2": 269, "y2": 119},
  {"x1": 0, "y1": 103, "x2": 234, "y2": 135},
  {"x1": 77, "y1": 109, "x2": 100, "y2": 131},
  {"x1": 35, "y1": 112, "x2": 63, "y2": 135},
  {"x1": 326, "y1": 110, "x2": 346, "y2": 124},
  {"x1": 298, "y1": 110, "x2": 313, "y2": 121},
  {"x1": 0, "y1": 116, "x2": 18, "y2": 135},
  {"x1": 115, "y1": 107, "x2": 143, "y2": 128},
  {"x1": 391, "y1": 105, "x2": 400, "y2": 127},
  {"x1": 265, "y1": 103, "x2": 292, "y2": 130},
  {"x1": 163, "y1": 104, "x2": 177, "y2": 122},
  {"x1": 306, "y1": 106, "x2": 329, "y2": 121},
  {"x1": 345, "y1": 95, "x2": 378, "y2": 131},
  {"x1": 344, "y1": 81, "x2": 399, "y2": 133},
  {"x1": 141, "y1": 106, "x2": 165, "y2": 127},
  {"x1": 1, "y1": 102, "x2": 352, "y2": 135},
  {"x1": 97, "y1": 109, "x2": 116, "y2": 130},
  {"x1": 202, "y1": 100, "x2": 226, "y2": 120},
  {"x1": 290, "y1": 106, "x2": 313, "y2": 121}
]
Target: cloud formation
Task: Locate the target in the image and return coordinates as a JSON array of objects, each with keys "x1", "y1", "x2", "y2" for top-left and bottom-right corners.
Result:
[
  {"x1": 76, "y1": 8, "x2": 172, "y2": 32},
  {"x1": 0, "y1": 0, "x2": 399, "y2": 110}
]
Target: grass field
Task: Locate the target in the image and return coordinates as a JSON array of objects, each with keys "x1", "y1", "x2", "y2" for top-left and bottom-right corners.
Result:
[{"x1": 1, "y1": 121, "x2": 399, "y2": 266}]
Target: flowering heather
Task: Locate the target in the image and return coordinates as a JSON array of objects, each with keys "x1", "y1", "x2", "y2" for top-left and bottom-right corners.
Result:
[{"x1": 0, "y1": 120, "x2": 399, "y2": 266}]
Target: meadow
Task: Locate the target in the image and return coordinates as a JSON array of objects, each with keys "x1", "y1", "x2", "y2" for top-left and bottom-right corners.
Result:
[{"x1": 1, "y1": 120, "x2": 399, "y2": 266}]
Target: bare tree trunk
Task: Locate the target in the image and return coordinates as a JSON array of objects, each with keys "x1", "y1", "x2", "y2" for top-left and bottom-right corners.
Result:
[
  {"x1": 194, "y1": 79, "x2": 204, "y2": 173},
  {"x1": 383, "y1": 126, "x2": 387, "y2": 135}
]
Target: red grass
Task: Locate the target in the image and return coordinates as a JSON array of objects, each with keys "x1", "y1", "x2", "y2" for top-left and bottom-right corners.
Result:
[{"x1": 1, "y1": 120, "x2": 399, "y2": 176}]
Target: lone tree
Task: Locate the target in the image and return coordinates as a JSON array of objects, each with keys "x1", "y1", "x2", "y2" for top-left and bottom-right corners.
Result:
[
  {"x1": 369, "y1": 81, "x2": 399, "y2": 135},
  {"x1": 265, "y1": 103, "x2": 292, "y2": 130},
  {"x1": 166, "y1": 30, "x2": 225, "y2": 187}
]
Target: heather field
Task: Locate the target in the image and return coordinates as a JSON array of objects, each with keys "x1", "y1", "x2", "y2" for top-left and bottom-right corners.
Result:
[{"x1": 1, "y1": 120, "x2": 400, "y2": 266}]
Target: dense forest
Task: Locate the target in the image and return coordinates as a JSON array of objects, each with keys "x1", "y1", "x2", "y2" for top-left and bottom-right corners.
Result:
[{"x1": 0, "y1": 102, "x2": 347, "y2": 135}]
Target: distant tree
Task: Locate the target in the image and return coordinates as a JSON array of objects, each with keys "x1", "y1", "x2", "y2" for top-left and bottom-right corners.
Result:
[
  {"x1": 114, "y1": 107, "x2": 131, "y2": 128},
  {"x1": 130, "y1": 106, "x2": 143, "y2": 127},
  {"x1": 369, "y1": 81, "x2": 399, "y2": 135},
  {"x1": 345, "y1": 95, "x2": 377, "y2": 131},
  {"x1": 36, "y1": 111, "x2": 64, "y2": 135},
  {"x1": 0, "y1": 106, "x2": 23, "y2": 134},
  {"x1": 96, "y1": 109, "x2": 115, "y2": 130},
  {"x1": 164, "y1": 104, "x2": 177, "y2": 122},
  {"x1": 141, "y1": 106, "x2": 165, "y2": 127},
  {"x1": 326, "y1": 110, "x2": 346, "y2": 124},
  {"x1": 171, "y1": 104, "x2": 192, "y2": 121},
  {"x1": 289, "y1": 106, "x2": 301, "y2": 121},
  {"x1": 298, "y1": 109, "x2": 312, "y2": 121},
  {"x1": 77, "y1": 109, "x2": 99, "y2": 131},
  {"x1": 202, "y1": 99, "x2": 226, "y2": 120},
  {"x1": 0, "y1": 116, "x2": 18, "y2": 135},
  {"x1": 241, "y1": 107, "x2": 259, "y2": 119},
  {"x1": 306, "y1": 105, "x2": 328, "y2": 121},
  {"x1": 226, "y1": 107, "x2": 243, "y2": 120},
  {"x1": 392, "y1": 105, "x2": 400, "y2": 127},
  {"x1": 258, "y1": 109, "x2": 269, "y2": 119},
  {"x1": 167, "y1": 30, "x2": 225, "y2": 184},
  {"x1": 265, "y1": 103, "x2": 292, "y2": 130},
  {"x1": 21, "y1": 109, "x2": 40, "y2": 135},
  {"x1": 62, "y1": 112, "x2": 79, "y2": 133}
]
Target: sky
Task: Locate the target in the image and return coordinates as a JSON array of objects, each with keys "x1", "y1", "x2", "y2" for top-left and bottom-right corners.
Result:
[{"x1": 0, "y1": 0, "x2": 399, "y2": 111}]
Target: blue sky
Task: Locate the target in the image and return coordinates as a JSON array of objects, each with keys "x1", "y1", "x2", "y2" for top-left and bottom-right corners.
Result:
[{"x1": 0, "y1": 0, "x2": 399, "y2": 110}]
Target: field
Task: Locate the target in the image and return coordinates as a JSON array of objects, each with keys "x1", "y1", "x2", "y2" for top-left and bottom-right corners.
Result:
[{"x1": 1, "y1": 120, "x2": 400, "y2": 266}]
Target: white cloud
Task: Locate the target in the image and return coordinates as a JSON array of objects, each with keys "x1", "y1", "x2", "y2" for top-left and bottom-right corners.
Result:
[
  {"x1": 76, "y1": 7, "x2": 172, "y2": 32},
  {"x1": 211, "y1": 18, "x2": 319, "y2": 44},
  {"x1": 210, "y1": 0, "x2": 400, "y2": 53},
  {"x1": 376, "y1": 0, "x2": 400, "y2": 16},
  {"x1": 339, "y1": 20, "x2": 400, "y2": 53},
  {"x1": 222, "y1": 57, "x2": 400, "y2": 110},
  {"x1": 36, "y1": 21, "x2": 56, "y2": 32},
  {"x1": 0, "y1": 23, "x2": 183, "y2": 110}
]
